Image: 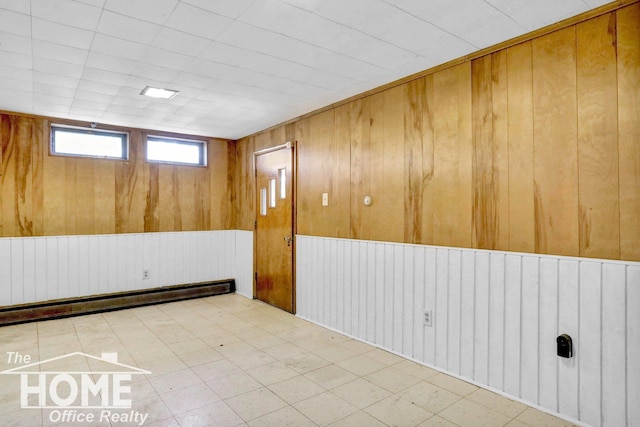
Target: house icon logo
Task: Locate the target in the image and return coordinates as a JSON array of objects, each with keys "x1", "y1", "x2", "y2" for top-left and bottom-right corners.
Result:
[{"x1": 0, "y1": 352, "x2": 150, "y2": 410}]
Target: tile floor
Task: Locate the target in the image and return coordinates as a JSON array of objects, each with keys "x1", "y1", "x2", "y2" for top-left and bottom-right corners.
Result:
[{"x1": 0, "y1": 294, "x2": 576, "y2": 427}]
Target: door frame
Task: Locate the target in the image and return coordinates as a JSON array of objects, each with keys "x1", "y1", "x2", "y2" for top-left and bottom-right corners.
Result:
[{"x1": 252, "y1": 141, "x2": 297, "y2": 313}]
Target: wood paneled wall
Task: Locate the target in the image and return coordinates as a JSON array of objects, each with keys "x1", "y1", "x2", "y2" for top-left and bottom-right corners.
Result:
[
  {"x1": 0, "y1": 113, "x2": 234, "y2": 237},
  {"x1": 235, "y1": 3, "x2": 640, "y2": 262}
]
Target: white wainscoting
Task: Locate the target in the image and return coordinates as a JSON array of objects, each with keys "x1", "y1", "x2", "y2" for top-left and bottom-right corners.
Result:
[
  {"x1": 296, "y1": 235, "x2": 640, "y2": 427},
  {"x1": 0, "y1": 230, "x2": 254, "y2": 306}
]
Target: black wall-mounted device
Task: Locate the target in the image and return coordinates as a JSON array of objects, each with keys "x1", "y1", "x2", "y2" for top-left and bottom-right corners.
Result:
[{"x1": 557, "y1": 334, "x2": 573, "y2": 358}]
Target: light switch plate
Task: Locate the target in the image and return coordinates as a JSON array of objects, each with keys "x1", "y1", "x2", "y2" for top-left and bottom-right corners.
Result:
[{"x1": 322, "y1": 193, "x2": 329, "y2": 206}]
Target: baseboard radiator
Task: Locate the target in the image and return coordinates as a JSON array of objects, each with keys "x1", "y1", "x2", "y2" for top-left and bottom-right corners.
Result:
[{"x1": 0, "y1": 279, "x2": 235, "y2": 326}]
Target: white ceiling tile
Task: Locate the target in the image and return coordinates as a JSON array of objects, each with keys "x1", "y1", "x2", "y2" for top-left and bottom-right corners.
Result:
[
  {"x1": 75, "y1": 0, "x2": 106, "y2": 8},
  {"x1": 32, "y1": 18, "x2": 94, "y2": 50},
  {"x1": 165, "y1": 2, "x2": 234, "y2": 40},
  {"x1": 0, "y1": 64, "x2": 32, "y2": 81},
  {"x1": 131, "y1": 62, "x2": 178, "y2": 83},
  {"x1": 85, "y1": 51, "x2": 137, "y2": 74},
  {"x1": 74, "y1": 90, "x2": 114, "y2": 104},
  {"x1": 0, "y1": 8, "x2": 31, "y2": 37},
  {"x1": 32, "y1": 40, "x2": 89, "y2": 65},
  {"x1": 34, "y1": 90, "x2": 74, "y2": 104},
  {"x1": 33, "y1": 72, "x2": 79, "y2": 90},
  {"x1": 91, "y1": 34, "x2": 148, "y2": 61},
  {"x1": 0, "y1": 0, "x2": 31, "y2": 14},
  {"x1": 0, "y1": 92, "x2": 34, "y2": 113},
  {"x1": 0, "y1": 32, "x2": 31, "y2": 55},
  {"x1": 141, "y1": 47, "x2": 194, "y2": 71},
  {"x1": 104, "y1": 0, "x2": 179, "y2": 25},
  {"x1": 71, "y1": 99, "x2": 110, "y2": 111},
  {"x1": 33, "y1": 102, "x2": 71, "y2": 115},
  {"x1": 171, "y1": 72, "x2": 218, "y2": 90},
  {"x1": 80, "y1": 67, "x2": 130, "y2": 86},
  {"x1": 97, "y1": 10, "x2": 161, "y2": 45},
  {"x1": 151, "y1": 27, "x2": 210, "y2": 58},
  {"x1": 487, "y1": 0, "x2": 588, "y2": 30},
  {"x1": 0, "y1": 50, "x2": 32, "y2": 69},
  {"x1": 181, "y1": 0, "x2": 255, "y2": 19},
  {"x1": 110, "y1": 93, "x2": 149, "y2": 107},
  {"x1": 31, "y1": 0, "x2": 102, "y2": 31},
  {"x1": 76, "y1": 79, "x2": 122, "y2": 96},
  {"x1": 0, "y1": 77, "x2": 31, "y2": 92},
  {"x1": 33, "y1": 58, "x2": 84, "y2": 79}
]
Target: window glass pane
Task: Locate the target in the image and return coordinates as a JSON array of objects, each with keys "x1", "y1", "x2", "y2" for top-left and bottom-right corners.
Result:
[
  {"x1": 146, "y1": 136, "x2": 205, "y2": 166},
  {"x1": 260, "y1": 188, "x2": 267, "y2": 216},
  {"x1": 52, "y1": 126, "x2": 127, "y2": 159},
  {"x1": 269, "y1": 179, "x2": 276, "y2": 208},
  {"x1": 279, "y1": 168, "x2": 286, "y2": 199}
]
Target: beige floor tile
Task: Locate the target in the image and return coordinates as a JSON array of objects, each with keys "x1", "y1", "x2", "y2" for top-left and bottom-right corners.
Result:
[
  {"x1": 312, "y1": 343, "x2": 360, "y2": 363},
  {"x1": 246, "y1": 361, "x2": 299, "y2": 386},
  {"x1": 283, "y1": 353, "x2": 331, "y2": 374},
  {"x1": 143, "y1": 418, "x2": 180, "y2": 427},
  {"x1": 175, "y1": 400, "x2": 244, "y2": 427},
  {"x1": 365, "y1": 348, "x2": 406, "y2": 366},
  {"x1": 393, "y1": 360, "x2": 440, "y2": 380},
  {"x1": 428, "y1": 373, "x2": 478, "y2": 397},
  {"x1": 439, "y1": 398, "x2": 511, "y2": 427},
  {"x1": 339, "y1": 339, "x2": 375, "y2": 354},
  {"x1": 130, "y1": 395, "x2": 175, "y2": 425},
  {"x1": 294, "y1": 391, "x2": 359, "y2": 426},
  {"x1": 231, "y1": 349, "x2": 277, "y2": 370},
  {"x1": 149, "y1": 367, "x2": 204, "y2": 394},
  {"x1": 267, "y1": 375, "x2": 325, "y2": 404},
  {"x1": 262, "y1": 342, "x2": 306, "y2": 360},
  {"x1": 467, "y1": 388, "x2": 527, "y2": 418},
  {"x1": 190, "y1": 358, "x2": 242, "y2": 382},
  {"x1": 37, "y1": 318, "x2": 76, "y2": 338},
  {"x1": 243, "y1": 333, "x2": 286, "y2": 350},
  {"x1": 364, "y1": 395, "x2": 434, "y2": 427},
  {"x1": 504, "y1": 420, "x2": 530, "y2": 427},
  {"x1": 225, "y1": 387, "x2": 287, "y2": 421},
  {"x1": 247, "y1": 405, "x2": 316, "y2": 427},
  {"x1": 304, "y1": 364, "x2": 358, "y2": 389},
  {"x1": 143, "y1": 355, "x2": 188, "y2": 378},
  {"x1": 365, "y1": 366, "x2": 422, "y2": 393},
  {"x1": 337, "y1": 353, "x2": 389, "y2": 377},
  {"x1": 216, "y1": 341, "x2": 258, "y2": 358},
  {"x1": 233, "y1": 326, "x2": 271, "y2": 341},
  {"x1": 332, "y1": 378, "x2": 392, "y2": 409},
  {"x1": 165, "y1": 338, "x2": 210, "y2": 356},
  {"x1": 515, "y1": 407, "x2": 577, "y2": 426},
  {"x1": 161, "y1": 382, "x2": 220, "y2": 416},
  {"x1": 3, "y1": 409, "x2": 42, "y2": 427},
  {"x1": 293, "y1": 334, "x2": 342, "y2": 352},
  {"x1": 400, "y1": 381, "x2": 461, "y2": 413},
  {"x1": 207, "y1": 371, "x2": 263, "y2": 399},
  {"x1": 177, "y1": 348, "x2": 224, "y2": 368},
  {"x1": 327, "y1": 410, "x2": 388, "y2": 427},
  {"x1": 417, "y1": 415, "x2": 460, "y2": 426}
]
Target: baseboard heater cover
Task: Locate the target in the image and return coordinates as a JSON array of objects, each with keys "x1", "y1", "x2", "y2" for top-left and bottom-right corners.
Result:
[{"x1": 0, "y1": 279, "x2": 235, "y2": 327}]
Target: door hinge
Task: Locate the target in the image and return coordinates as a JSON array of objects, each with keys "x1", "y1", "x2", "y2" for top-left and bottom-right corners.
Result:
[
  {"x1": 254, "y1": 272, "x2": 258, "y2": 282},
  {"x1": 254, "y1": 220, "x2": 257, "y2": 230}
]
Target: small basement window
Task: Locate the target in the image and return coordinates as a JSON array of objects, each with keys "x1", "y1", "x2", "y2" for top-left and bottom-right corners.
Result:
[
  {"x1": 51, "y1": 125, "x2": 128, "y2": 160},
  {"x1": 146, "y1": 136, "x2": 207, "y2": 166}
]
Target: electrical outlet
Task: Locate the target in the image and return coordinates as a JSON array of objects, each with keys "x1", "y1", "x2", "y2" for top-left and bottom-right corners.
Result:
[
  {"x1": 423, "y1": 309, "x2": 433, "y2": 327},
  {"x1": 143, "y1": 269, "x2": 150, "y2": 280}
]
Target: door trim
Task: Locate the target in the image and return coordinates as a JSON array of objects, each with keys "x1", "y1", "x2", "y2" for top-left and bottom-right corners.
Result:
[{"x1": 252, "y1": 141, "x2": 297, "y2": 313}]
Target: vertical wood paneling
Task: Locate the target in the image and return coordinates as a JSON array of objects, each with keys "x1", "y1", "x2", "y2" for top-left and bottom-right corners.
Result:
[
  {"x1": 432, "y1": 63, "x2": 473, "y2": 249},
  {"x1": 506, "y1": 42, "x2": 535, "y2": 254},
  {"x1": 532, "y1": 28, "x2": 579, "y2": 257},
  {"x1": 577, "y1": 13, "x2": 620, "y2": 259},
  {"x1": 296, "y1": 236, "x2": 640, "y2": 427},
  {"x1": 617, "y1": 4, "x2": 640, "y2": 262}
]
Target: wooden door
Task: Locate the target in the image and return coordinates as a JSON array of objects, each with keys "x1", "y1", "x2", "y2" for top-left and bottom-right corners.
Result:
[{"x1": 255, "y1": 145, "x2": 294, "y2": 312}]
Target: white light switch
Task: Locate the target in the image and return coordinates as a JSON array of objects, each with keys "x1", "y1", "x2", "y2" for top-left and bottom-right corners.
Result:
[{"x1": 322, "y1": 193, "x2": 329, "y2": 206}]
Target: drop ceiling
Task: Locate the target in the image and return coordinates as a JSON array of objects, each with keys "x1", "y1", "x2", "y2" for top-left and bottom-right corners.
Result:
[{"x1": 0, "y1": 0, "x2": 610, "y2": 140}]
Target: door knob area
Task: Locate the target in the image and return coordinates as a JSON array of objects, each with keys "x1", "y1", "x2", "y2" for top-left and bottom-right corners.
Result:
[{"x1": 284, "y1": 236, "x2": 292, "y2": 246}]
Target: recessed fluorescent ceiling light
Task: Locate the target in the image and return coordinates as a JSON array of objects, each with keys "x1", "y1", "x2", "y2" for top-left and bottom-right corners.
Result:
[{"x1": 140, "y1": 86, "x2": 179, "y2": 99}]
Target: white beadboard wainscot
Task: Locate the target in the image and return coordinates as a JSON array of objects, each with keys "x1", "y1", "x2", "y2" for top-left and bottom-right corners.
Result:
[
  {"x1": 296, "y1": 235, "x2": 640, "y2": 427},
  {"x1": 0, "y1": 230, "x2": 254, "y2": 305}
]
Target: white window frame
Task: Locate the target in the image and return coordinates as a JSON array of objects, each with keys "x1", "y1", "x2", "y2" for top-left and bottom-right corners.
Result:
[
  {"x1": 145, "y1": 135, "x2": 207, "y2": 167},
  {"x1": 50, "y1": 124, "x2": 129, "y2": 160}
]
